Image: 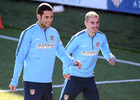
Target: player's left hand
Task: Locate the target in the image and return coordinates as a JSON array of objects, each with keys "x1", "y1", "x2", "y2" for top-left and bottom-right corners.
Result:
[
  {"x1": 9, "y1": 85, "x2": 16, "y2": 92},
  {"x1": 109, "y1": 57, "x2": 115, "y2": 66},
  {"x1": 73, "y1": 60, "x2": 82, "y2": 69},
  {"x1": 64, "y1": 73, "x2": 71, "y2": 80}
]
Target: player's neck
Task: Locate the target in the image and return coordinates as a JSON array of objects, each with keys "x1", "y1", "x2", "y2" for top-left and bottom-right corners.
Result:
[
  {"x1": 88, "y1": 31, "x2": 96, "y2": 37},
  {"x1": 37, "y1": 21, "x2": 47, "y2": 31}
]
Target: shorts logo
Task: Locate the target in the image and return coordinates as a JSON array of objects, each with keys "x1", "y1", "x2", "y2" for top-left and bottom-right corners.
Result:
[
  {"x1": 50, "y1": 35, "x2": 54, "y2": 42},
  {"x1": 64, "y1": 94, "x2": 69, "y2": 100},
  {"x1": 96, "y1": 42, "x2": 100, "y2": 48},
  {"x1": 30, "y1": 89, "x2": 35, "y2": 95}
]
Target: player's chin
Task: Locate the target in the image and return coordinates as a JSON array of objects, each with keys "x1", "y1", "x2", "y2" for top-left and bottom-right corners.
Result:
[
  {"x1": 92, "y1": 29, "x2": 98, "y2": 33},
  {"x1": 46, "y1": 26, "x2": 51, "y2": 28},
  {"x1": 46, "y1": 24, "x2": 51, "y2": 28}
]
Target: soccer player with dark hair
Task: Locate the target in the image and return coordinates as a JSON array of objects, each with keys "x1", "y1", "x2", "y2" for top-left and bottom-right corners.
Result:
[{"x1": 9, "y1": 3, "x2": 81, "y2": 100}]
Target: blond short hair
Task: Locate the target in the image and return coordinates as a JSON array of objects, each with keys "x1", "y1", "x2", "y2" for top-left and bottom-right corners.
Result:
[{"x1": 85, "y1": 11, "x2": 99, "y2": 21}]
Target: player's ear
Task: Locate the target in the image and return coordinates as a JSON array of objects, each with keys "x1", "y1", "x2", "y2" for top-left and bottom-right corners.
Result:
[
  {"x1": 37, "y1": 14, "x2": 41, "y2": 19},
  {"x1": 84, "y1": 20, "x2": 87, "y2": 27}
]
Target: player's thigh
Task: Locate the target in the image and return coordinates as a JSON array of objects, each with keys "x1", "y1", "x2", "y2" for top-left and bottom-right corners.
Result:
[
  {"x1": 82, "y1": 78, "x2": 99, "y2": 100},
  {"x1": 60, "y1": 77, "x2": 83, "y2": 100},
  {"x1": 43, "y1": 83, "x2": 53, "y2": 100},
  {"x1": 24, "y1": 81, "x2": 43, "y2": 100}
]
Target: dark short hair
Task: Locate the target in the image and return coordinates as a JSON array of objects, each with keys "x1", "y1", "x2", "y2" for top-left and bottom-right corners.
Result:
[{"x1": 36, "y1": 3, "x2": 53, "y2": 16}]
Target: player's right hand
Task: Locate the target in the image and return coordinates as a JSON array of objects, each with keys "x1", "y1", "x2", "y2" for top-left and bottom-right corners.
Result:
[
  {"x1": 73, "y1": 60, "x2": 82, "y2": 69},
  {"x1": 9, "y1": 85, "x2": 16, "y2": 92},
  {"x1": 109, "y1": 57, "x2": 115, "y2": 66},
  {"x1": 64, "y1": 73, "x2": 71, "y2": 80}
]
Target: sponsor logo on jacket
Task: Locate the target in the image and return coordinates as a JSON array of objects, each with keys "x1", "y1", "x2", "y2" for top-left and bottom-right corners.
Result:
[
  {"x1": 36, "y1": 43, "x2": 56, "y2": 49},
  {"x1": 81, "y1": 50, "x2": 99, "y2": 56}
]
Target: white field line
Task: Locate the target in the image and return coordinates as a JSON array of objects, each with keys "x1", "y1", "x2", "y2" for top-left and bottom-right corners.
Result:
[
  {"x1": 98, "y1": 56, "x2": 140, "y2": 66},
  {"x1": 0, "y1": 79, "x2": 140, "y2": 93},
  {"x1": 0, "y1": 35, "x2": 19, "y2": 41},
  {"x1": 0, "y1": 35, "x2": 139, "y2": 66},
  {"x1": 96, "y1": 79, "x2": 140, "y2": 84}
]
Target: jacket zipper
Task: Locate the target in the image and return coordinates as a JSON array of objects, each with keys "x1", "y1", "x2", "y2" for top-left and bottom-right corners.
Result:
[
  {"x1": 44, "y1": 30, "x2": 47, "y2": 41},
  {"x1": 92, "y1": 37, "x2": 94, "y2": 49}
]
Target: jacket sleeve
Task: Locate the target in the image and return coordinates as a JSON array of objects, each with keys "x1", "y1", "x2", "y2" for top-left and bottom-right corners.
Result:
[
  {"x1": 10, "y1": 30, "x2": 31, "y2": 87},
  {"x1": 65, "y1": 36, "x2": 78, "y2": 54},
  {"x1": 56, "y1": 34, "x2": 77, "y2": 75},
  {"x1": 62, "y1": 36, "x2": 79, "y2": 75},
  {"x1": 101, "y1": 35, "x2": 116, "y2": 61}
]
